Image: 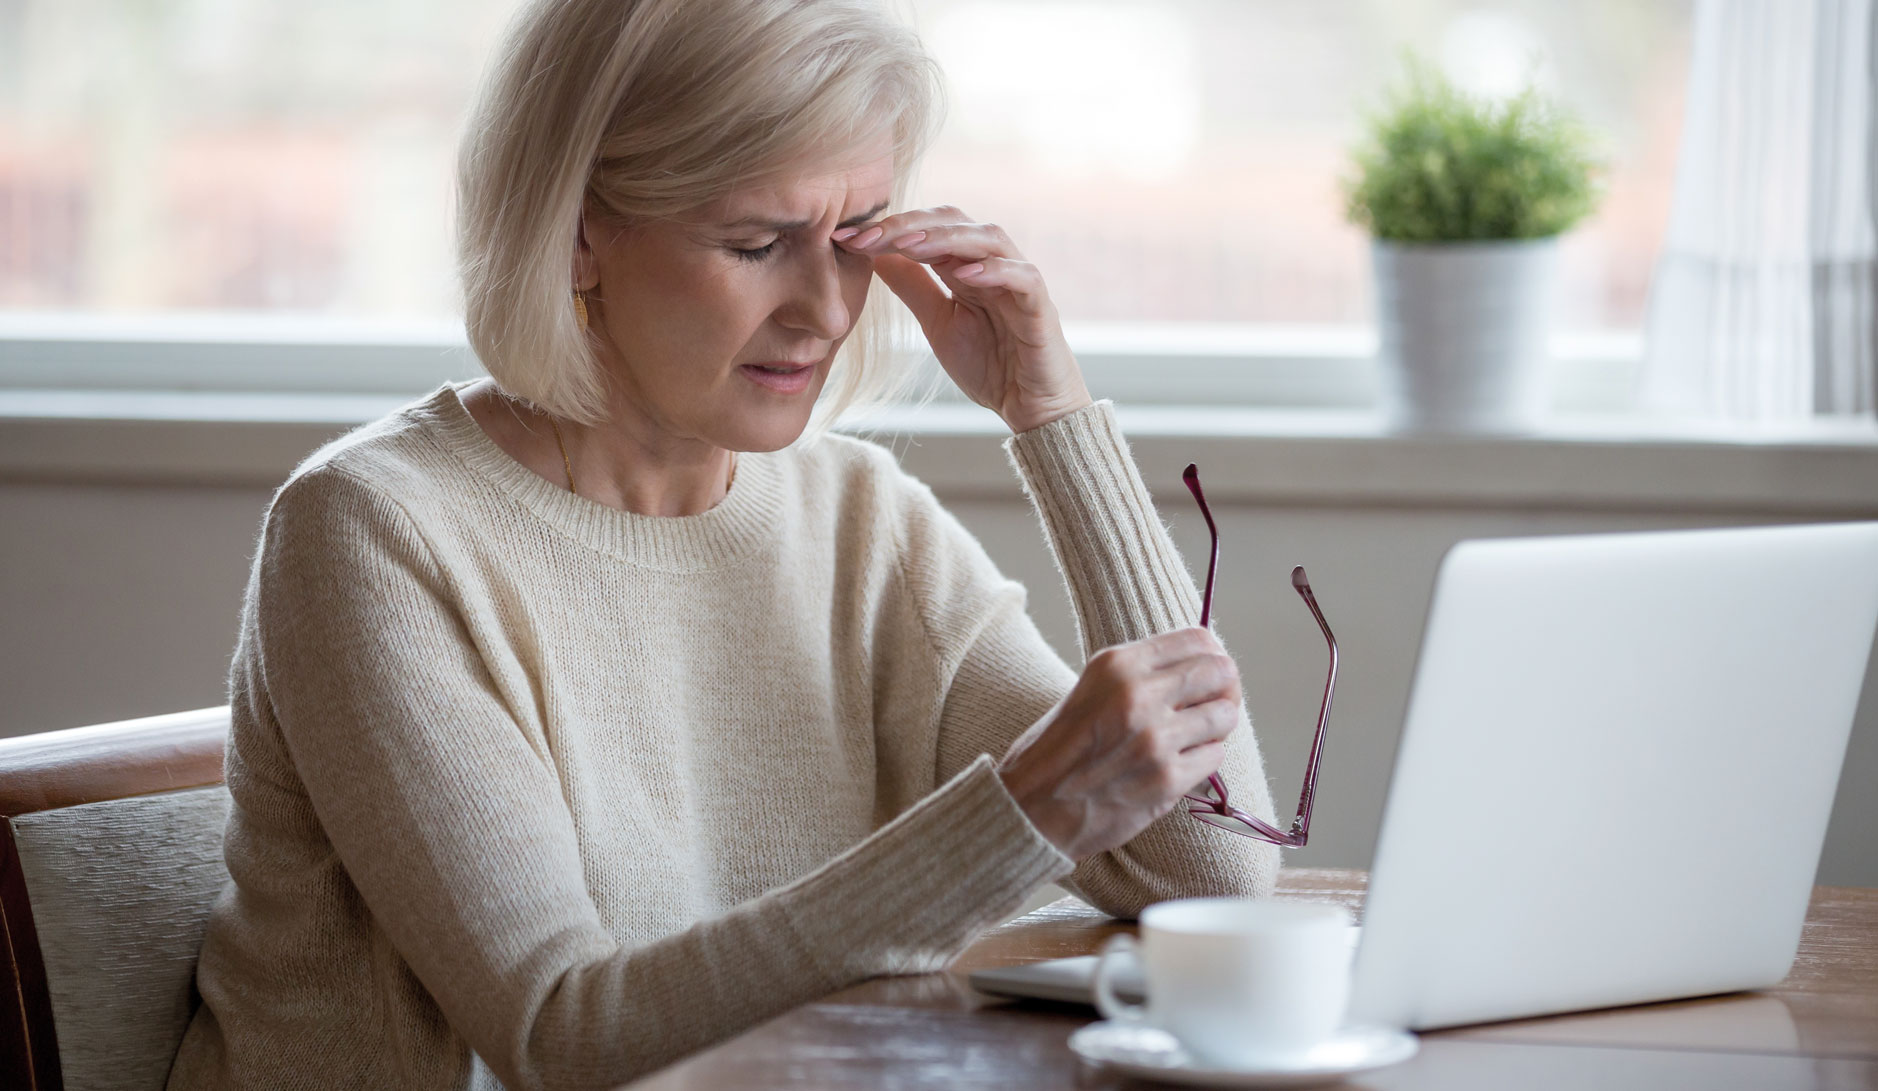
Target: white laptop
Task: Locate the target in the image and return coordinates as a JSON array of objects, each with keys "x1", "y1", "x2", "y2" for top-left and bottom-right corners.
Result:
[{"x1": 970, "y1": 522, "x2": 1878, "y2": 1030}]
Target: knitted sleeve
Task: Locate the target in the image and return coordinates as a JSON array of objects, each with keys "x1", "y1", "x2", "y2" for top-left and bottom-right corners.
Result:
[
  {"x1": 907, "y1": 399, "x2": 1280, "y2": 918},
  {"x1": 251, "y1": 466, "x2": 1071, "y2": 1091}
]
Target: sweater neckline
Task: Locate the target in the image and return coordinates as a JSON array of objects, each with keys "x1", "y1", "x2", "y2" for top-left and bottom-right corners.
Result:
[{"x1": 417, "y1": 380, "x2": 786, "y2": 570}]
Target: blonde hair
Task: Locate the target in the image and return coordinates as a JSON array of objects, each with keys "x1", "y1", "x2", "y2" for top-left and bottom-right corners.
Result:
[{"x1": 457, "y1": 0, "x2": 945, "y2": 438}]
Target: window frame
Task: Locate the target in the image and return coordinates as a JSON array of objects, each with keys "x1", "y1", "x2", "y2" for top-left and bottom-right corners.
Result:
[{"x1": 0, "y1": 312, "x2": 1643, "y2": 414}]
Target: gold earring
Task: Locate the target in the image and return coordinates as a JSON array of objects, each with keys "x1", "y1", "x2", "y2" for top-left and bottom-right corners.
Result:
[{"x1": 573, "y1": 289, "x2": 589, "y2": 330}]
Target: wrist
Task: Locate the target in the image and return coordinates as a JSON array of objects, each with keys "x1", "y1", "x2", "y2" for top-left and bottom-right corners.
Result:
[
  {"x1": 997, "y1": 764, "x2": 1080, "y2": 858},
  {"x1": 1003, "y1": 390, "x2": 1095, "y2": 435}
]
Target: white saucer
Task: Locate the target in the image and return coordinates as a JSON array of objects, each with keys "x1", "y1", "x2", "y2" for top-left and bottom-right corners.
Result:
[{"x1": 1067, "y1": 1020, "x2": 1418, "y2": 1088}]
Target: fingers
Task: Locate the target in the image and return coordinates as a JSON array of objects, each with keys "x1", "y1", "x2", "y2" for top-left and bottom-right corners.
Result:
[
  {"x1": 1085, "y1": 628, "x2": 1212, "y2": 678},
  {"x1": 1137, "y1": 626, "x2": 1226, "y2": 670},
  {"x1": 871, "y1": 247, "x2": 1055, "y2": 345},
  {"x1": 1083, "y1": 627, "x2": 1242, "y2": 750},
  {"x1": 835, "y1": 209, "x2": 1044, "y2": 306},
  {"x1": 1169, "y1": 696, "x2": 1240, "y2": 753},
  {"x1": 832, "y1": 205, "x2": 1022, "y2": 261},
  {"x1": 1165, "y1": 648, "x2": 1242, "y2": 711},
  {"x1": 936, "y1": 257, "x2": 1050, "y2": 314},
  {"x1": 1087, "y1": 630, "x2": 1237, "y2": 705},
  {"x1": 1172, "y1": 739, "x2": 1227, "y2": 789},
  {"x1": 874, "y1": 248, "x2": 1052, "y2": 329},
  {"x1": 871, "y1": 253, "x2": 951, "y2": 333},
  {"x1": 876, "y1": 221, "x2": 1025, "y2": 265},
  {"x1": 1003, "y1": 628, "x2": 1244, "y2": 859}
]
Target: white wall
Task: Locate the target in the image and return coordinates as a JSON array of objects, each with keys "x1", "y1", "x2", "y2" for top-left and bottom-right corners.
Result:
[{"x1": 2, "y1": 415, "x2": 1874, "y2": 886}]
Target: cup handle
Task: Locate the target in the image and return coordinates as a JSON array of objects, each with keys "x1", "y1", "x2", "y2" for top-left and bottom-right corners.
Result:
[{"x1": 1092, "y1": 934, "x2": 1147, "y2": 1025}]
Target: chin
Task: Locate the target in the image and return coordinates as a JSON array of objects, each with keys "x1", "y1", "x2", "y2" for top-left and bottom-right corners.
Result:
[
  {"x1": 723, "y1": 374, "x2": 831, "y2": 451},
  {"x1": 724, "y1": 404, "x2": 817, "y2": 453}
]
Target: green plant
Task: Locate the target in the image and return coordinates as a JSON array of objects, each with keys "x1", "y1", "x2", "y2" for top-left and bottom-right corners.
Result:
[{"x1": 1343, "y1": 53, "x2": 1605, "y2": 242}]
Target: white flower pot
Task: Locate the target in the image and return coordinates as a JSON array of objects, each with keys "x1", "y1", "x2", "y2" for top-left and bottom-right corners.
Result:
[{"x1": 1372, "y1": 236, "x2": 1559, "y2": 434}]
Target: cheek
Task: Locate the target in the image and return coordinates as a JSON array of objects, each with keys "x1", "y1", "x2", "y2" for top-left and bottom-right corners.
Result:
[{"x1": 646, "y1": 264, "x2": 756, "y2": 333}]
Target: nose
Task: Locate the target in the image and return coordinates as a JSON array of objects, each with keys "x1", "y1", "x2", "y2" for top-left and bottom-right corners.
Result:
[{"x1": 775, "y1": 243, "x2": 852, "y2": 341}]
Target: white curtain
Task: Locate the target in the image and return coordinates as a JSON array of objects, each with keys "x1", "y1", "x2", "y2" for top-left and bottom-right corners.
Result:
[{"x1": 1641, "y1": 0, "x2": 1876, "y2": 422}]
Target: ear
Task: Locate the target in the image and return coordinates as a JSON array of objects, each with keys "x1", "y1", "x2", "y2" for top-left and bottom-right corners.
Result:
[{"x1": 573, "y1": 199, "x2": 601, "y2": 292}]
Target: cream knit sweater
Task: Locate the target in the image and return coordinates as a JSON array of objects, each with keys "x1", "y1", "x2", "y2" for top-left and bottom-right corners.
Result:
[{"x1": 166, "y1": 382, "x2": 1279, "y2": 1091}]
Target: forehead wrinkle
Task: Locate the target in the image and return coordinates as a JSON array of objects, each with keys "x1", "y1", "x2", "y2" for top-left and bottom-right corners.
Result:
[{"x1": 717, "y1": 197, "x2": 891, "y2": 234}]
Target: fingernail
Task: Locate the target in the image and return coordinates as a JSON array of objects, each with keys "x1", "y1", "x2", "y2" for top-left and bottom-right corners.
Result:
[
  {"x1": 955, "y1": 262, "x2": 986, "y2": 278},
  {"x1": 831, "y1": 226, "x2": 860, "y2": 242},
  {"x1": 852, "y1": 226, "x2": 884, "y2": 248},
  {"x1": 888, "y1": 231, "x2": 927, "y2": 250}
]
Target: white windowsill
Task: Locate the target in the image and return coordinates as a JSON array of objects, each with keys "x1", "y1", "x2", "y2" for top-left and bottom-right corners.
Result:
[{"x1": 4, "y1": 313, "x2": 1876, "y2": 512}]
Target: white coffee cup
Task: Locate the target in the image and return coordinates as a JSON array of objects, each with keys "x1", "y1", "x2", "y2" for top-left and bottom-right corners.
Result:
[{"x1": 1092, "y1": 897, "x2": 1354, "y2": 1067}]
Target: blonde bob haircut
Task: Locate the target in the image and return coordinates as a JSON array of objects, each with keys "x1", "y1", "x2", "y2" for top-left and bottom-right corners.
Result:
[{"x1": 457, "y1": 0, "x2": 945, "y2": 440}]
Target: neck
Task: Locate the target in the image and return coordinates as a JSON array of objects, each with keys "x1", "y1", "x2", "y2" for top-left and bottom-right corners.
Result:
[{"x1": 481, "y1": 380, "x2": 738, "y2": 518}]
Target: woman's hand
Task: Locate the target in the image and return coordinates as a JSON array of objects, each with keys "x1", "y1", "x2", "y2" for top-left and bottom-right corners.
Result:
[
  {"x1": 834, "y1": 206, "x2": 1093, "y2": 434},
  {"x1": 996, "y1": 627, "x2": 1242, "y2": 860}
]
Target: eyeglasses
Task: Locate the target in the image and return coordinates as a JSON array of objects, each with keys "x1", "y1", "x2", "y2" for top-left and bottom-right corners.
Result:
[{"x1": 1179, "y1": 464, "x2": 1338, "y2": 847}]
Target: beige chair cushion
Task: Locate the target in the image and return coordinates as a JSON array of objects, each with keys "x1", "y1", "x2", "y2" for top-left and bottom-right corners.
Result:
[{"x1": 13, "y1": 786, "x2": 232, "y2": 1091}]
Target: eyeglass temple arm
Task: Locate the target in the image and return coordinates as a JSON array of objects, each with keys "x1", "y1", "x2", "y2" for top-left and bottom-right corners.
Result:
[
  {"x1": 1184, "y1": 570, "x2": 1338, "y2": 848},
  {"x1": 1288, "y1": 566, "x2": 1338, "y2": 844},
  {"x1": 1181, "y1": 465, "x2": 1339, "y2": 849},
  {"x1": 1181, "y1": 465, "x2": 1230, "y2": 808},
  {"x1": 1182, "y1": 464, "x2": 1219, "y2": 630}
]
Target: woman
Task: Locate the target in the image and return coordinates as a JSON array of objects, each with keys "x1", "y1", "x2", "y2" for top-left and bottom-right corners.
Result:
[{"x1": 167, "y1": 0, "x2": 1280, "y2": 1088}]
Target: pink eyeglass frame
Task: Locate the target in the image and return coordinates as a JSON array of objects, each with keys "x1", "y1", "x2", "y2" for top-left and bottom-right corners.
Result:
[{"x1": 1180, "y1": 464, "x2": 1338, "y2": 847}]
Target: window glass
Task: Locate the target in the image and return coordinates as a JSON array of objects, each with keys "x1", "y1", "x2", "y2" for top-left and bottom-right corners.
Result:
[
  {"x1": 0, "y1": 0, "x2": 1690, "y2": 333},
  {"x1": 908, "y1": 0, "x2": 1691, "y2": 331}
]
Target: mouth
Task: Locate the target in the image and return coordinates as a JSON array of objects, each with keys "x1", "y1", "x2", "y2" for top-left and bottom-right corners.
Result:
[{"x1": 739, "y1": 361, "x2": 818, "y2": 395}]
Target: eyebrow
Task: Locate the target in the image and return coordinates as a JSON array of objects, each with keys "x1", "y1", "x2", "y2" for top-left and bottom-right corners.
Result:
[{"x1": 719, "y1": 199, "x2": 891, "y2": 233}]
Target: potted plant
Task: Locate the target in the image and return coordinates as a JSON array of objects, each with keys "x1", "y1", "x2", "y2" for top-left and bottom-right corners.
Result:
[{"x1": 1343, "y1": 55, "x2": 1604, "y2": 434}]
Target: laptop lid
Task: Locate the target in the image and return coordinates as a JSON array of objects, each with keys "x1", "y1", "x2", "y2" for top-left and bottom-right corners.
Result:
[{"x1": 1350, "y1": 522, "x2": 1878, "y2": 1031}]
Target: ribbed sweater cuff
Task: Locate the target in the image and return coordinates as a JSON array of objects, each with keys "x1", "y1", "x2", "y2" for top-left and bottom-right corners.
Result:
[
  {"x1": 776, "y1": 754, "x2": 1072, "y2": 981},
  {"x1": 1004, "y1": 399, "x2": 1204, "y2": 653}
]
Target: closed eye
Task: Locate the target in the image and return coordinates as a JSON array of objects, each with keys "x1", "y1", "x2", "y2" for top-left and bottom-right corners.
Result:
[{"x1": 731, "y1": 239, "x2": 780, "y2": 263}]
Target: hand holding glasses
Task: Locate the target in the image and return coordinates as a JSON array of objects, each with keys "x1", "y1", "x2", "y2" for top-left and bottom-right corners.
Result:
[{"x1": 1179, "y1": 464, "x2": 1338, "y2": 847}]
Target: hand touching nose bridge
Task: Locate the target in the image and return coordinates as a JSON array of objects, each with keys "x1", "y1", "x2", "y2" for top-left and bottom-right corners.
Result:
[{"x1": 833, "y1": 204, "x2": 1093, "y2": 435}]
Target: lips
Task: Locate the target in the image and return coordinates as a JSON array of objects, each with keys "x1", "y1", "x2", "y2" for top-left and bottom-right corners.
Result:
[{"x1": 739, "y1": 361, "x2": 817, "y2": 394}]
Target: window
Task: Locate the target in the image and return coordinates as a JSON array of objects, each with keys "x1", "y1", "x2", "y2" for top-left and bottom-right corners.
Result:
[
  {"x1": 0, "y1": 0, "x2": 1692, "y2": 405},
  {"x1": 910, "y1": 1, "x2": 1690, "y2": 334}
]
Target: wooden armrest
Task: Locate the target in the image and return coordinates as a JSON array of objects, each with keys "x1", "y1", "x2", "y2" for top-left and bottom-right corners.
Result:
[{"x1": 0, "y1": 707, "x2": 229, "y2": 817}]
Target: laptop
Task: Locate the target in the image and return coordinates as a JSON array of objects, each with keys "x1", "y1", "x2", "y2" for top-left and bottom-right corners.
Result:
[{"x1": 970, "y1": 522, "x2": 1878, "y2": 1030}]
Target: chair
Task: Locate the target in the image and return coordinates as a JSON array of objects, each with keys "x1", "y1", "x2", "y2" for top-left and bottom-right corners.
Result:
[{"x1": 0, "y1": 707, "x2": 231, "y2": 1091}]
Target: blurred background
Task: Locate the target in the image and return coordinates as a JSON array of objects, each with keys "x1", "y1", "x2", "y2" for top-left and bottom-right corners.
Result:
[{"x1": 0, "y1": 0, "x2": 1687, "y2": 334}]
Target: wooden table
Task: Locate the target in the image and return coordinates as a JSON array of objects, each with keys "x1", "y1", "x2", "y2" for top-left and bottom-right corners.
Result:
[{"x1": 628, "y1": 868, "x2": 1878, "y2": 1089}]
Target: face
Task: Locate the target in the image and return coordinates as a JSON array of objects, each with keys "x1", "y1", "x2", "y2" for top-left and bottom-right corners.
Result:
[{"x1": 578, "y1": 140, "x2": 894, "y2": 453}]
